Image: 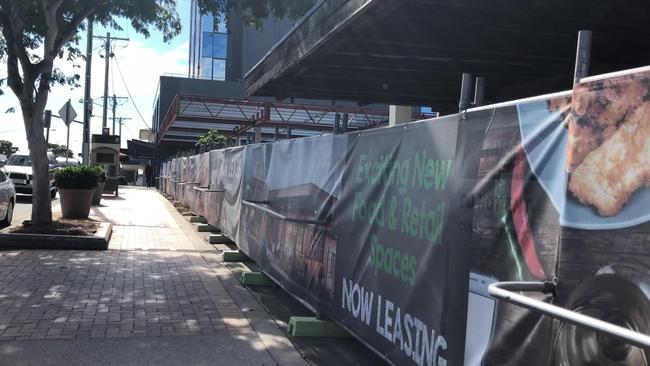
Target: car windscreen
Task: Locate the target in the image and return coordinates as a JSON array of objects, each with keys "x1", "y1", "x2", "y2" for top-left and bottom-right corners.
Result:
[{"x1": 6, "y1": 155, "x2": 31, "y2": 166}]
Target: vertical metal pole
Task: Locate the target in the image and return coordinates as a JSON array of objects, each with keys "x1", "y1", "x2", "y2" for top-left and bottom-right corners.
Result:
[
  {"x1": 341, "y1": 113, "x2": 348, "y2": 133},
  {"x1": 82, "y1": 16, "x2": 93, "y2": 164},
  {"x1": 333, "y1": 113, "x2": 340, "y2": 134},
  {"x1": 274, "y1": 127, "x2": 279, "y2": 141},
  {"x1": 66, "y1": 99, "x2": 71, "y2": 164},
  {"x1": 119, "y1": 117, "x2": 123, "y2": 142},
  {"x1": 112, "y1": 94, "x2": 116, "y2": 134},
  {"x1": 573, "y1": 30, "x2": 592, "y2": 85},
  {"x1": 102, "y1": 32, "x2": 111, "y2": 129},
  {"x1": 474, "y1": 77, "x2": 486, "y2": 107},
  {"x1": 286, "y1": 126, "x2": 291, "y2": 139},
  {"x1": 459, "y1": 73, "x2": 473, "y2": 112}
]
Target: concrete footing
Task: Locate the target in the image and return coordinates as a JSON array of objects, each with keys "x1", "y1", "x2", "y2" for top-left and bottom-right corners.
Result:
[
  {"x1": 240, "y1": 272, "x2": 273, "y2": 286},
  {"x1": 222, "y1": 250, "x2": 250, "y2": 262},
  {"x1": 188, "y1": 215, "x2": 207, "y2": 223},
  {"x1": 287, "y1": 317, "x2": 351, "y2": 338},
  {"x1": 208, "y1": 234, "x2": 232, "y2": 244},
  {"x1": 196, "y1": 224, "x2": 217, "y2": 232}
]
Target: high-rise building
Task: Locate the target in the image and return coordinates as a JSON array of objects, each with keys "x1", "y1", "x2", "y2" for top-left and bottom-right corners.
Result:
[
  {"x1": 187, "y1": 2, "x2": 298, "y2": 81},
  {"x1": 188, "y1": 7, "x2": 228, "y2": 80}
]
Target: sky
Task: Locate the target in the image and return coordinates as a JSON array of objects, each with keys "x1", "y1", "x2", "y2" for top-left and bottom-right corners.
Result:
[{"x1": 0, "y1": 0, "x2": 192, "y2": 155}]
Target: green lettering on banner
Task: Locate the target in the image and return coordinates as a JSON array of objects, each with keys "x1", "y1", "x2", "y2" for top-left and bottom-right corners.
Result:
[
  {"x1": 399, "y1": 159, "x2": 410, "y2": 194},
  {"x1": 410, "y1": 202, "x2": 420, "y2": 237},
  {"x1": 401, "y1": 197, "x2": 412, "y2": 235},
  {"x1": 393, "y1": 250, "x2": 401, "y2": 277},
  {"x1": 384, "y1": 246, "x2": 394, "y2": 275},
  {"x1": 368, "y1": 235, "x2": 418, "y2": 287},
  {"x1": 401, "y1": 255, "x2": 410, "y2": 283},
  {"x1": 434, "y1": 160, "x2": 452, "y2": 190},
  {"x1": 388, "y1": 195, "x2": 398, "y2": 231},
  {"x1": 409, "y1": 256, "x2": 417, "y2": 286},
  {"x1": 424, "y1": 159, "x2": 435, "y2": 189}
]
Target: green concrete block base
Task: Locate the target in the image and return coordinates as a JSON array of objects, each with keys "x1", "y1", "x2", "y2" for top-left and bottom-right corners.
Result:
[
  {"x1": 188, "y1": 216, "x2": 207, "y2": 223},
  {"x1": 208, "y1": 234, "x2": 232, "y2": 244},
  {"x1": 240, "y1": 272, "x2": 273, "y2": 286},
  {"x1": 196, "y1": 224, "x2": 217, "y2": 232},
  {"x1": 222, "y1": 250, "x2": 250, "y2": 262},
  {"x1": 287, "y1": 317, "x2": 351, "y2": 338}
]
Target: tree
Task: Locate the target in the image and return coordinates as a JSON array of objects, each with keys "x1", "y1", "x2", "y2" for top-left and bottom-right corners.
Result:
[
  {"x1": 197, "y1": 129, "x2": 228, "y2": 152},
  {"x1": 47, "y1": 143, "x2": 73, "y2": 158},
  {"x1": 0, "y1": 140, "x2": 18, "y2": 156},
  {"x1": 0, "y1": 0, "x2": 313, "y2": 226}
]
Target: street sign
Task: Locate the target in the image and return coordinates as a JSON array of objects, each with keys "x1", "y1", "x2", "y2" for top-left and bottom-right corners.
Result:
[{"x1": 58, "y1": 100, "x2": 77, "y2": 126}]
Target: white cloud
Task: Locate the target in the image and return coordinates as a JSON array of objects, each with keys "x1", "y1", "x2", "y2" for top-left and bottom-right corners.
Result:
[{"x1": 0, "y1": 40, "x2": 189, "y2": 155}]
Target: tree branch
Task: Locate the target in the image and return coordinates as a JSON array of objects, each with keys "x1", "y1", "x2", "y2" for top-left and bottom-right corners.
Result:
[
  {"x1": 41, "y1": 0, "x2": 60, "y2": 59},
  {"x1": 53, "y1": 6, "x2": 96, "y2": 53}
]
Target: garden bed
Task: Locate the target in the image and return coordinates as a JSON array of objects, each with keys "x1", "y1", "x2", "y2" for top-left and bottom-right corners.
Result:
[
  {"x1": 10, "y1": 219, "x2": 99, "y2": 236},
  {"x1": 0, "y1": 220, "x2": 111, "y2": 250}
]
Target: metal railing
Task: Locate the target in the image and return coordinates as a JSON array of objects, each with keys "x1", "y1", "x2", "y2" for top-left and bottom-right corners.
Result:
[
  {"x1": 488, "y1": 281, "x2": 650, "y2": 350},
  {"x1": 242, "y1": 200, "x2": 327, "y2": 226},
  {"x1": 193, "y1": 186, "x2": 224, "y2": 193}
]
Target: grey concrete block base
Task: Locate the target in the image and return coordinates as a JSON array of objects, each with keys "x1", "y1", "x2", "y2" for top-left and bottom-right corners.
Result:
[
  {"x1": 288, "y1": 316, "x2": 352, "y2": 338},
  {"x1": 222, "y1": 250, "x2": 251, "y2": 262},
  {"x1": 0, "y1": 222, "x2": 112, "y2": 250},
  {"x1": 208, "y1": 234, "x2": 232, "y2": 244}
]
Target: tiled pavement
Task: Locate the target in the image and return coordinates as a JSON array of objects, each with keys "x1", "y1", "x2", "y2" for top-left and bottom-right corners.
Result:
[
  {"x1": 0, "y1": 187, "x2": 305, "y2": 365},
  {"x1": 0, "y1": 250, "x2": 247, "y2": 340}
]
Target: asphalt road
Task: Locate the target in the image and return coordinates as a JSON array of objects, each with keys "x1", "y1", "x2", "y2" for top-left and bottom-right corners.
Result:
[{"x1": 12, "y1": 194, "x2": 59, "y2": 227}]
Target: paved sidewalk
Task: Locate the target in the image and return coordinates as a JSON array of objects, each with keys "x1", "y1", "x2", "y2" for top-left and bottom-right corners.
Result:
[{"x1": 0, "y1": 187, "x2": 306, "y2": 365}]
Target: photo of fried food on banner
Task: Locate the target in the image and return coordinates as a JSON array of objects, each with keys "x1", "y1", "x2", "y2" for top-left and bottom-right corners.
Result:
[{"x1": 567, "y1": 69, "x2": 650, "y2": 216}]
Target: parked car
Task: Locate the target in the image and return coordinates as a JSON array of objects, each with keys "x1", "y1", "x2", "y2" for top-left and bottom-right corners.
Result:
[
  {"x1": 55, "y1": 157, "x2": 81, "y2": 167},
  {"x1": 0, "y1": 169, "x2": 16, "y2": 227},
  {"x1": 3, "y1": 152, "x2": 58, "y2": 198}
]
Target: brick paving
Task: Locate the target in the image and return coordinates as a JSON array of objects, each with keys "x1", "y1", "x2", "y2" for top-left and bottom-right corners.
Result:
[{"x1": 0, "y1": 188, "x2": 257, "y2": 342}]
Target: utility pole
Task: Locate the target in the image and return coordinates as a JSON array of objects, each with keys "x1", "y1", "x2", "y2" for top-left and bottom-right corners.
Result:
[
  {"x1": 118, "y1": 117, "x2": 133, "y2": 145},
  {"x1": 94, "y1": 32, "x2": 129, "y2": 133},
  {"x1": 104, "y1": 95, "x2": 128, "y2": 133},
  {"x1": 82, "y1": 15, "x2": 93, "y2": 164},
  {"x1": 102, "y1": 32, "x2": 110, "y2": 130},
  {"x1": 112, "y1": 94, "x2": 116, "y2": 132}
]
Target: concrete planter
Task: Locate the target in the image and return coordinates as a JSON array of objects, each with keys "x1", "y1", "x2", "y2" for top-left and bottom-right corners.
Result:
[
  {"x1": 59, "y1": 188, "x2": 94, "y2": 219},
  {"x1": 92, "y1": 182, "x2": 106, "y2": 205}
]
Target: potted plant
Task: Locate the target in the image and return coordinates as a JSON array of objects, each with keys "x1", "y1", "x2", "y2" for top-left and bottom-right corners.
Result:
[
  {"x1": 53, "y1": 165, "x2": 98, "y2": 219},
  {"x1": 91, "y1": 165, "x2": 107, "y2": 205}
]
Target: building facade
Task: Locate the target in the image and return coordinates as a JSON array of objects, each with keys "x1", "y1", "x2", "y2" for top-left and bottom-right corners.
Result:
[
  {"x1": 188, "y1": 2, "x2": 296, "y2": 81},
  {"x1": 150, "y1": 2, "x2": 389, "y2": 174}
]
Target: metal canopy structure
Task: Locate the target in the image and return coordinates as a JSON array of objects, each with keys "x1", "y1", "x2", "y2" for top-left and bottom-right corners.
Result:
[
  {"x1": 245, "y1": 0, "x2": 650, "y2": 112},
  {"x1": 156, "y1": 94, "x2": 389, "y2": 144}
]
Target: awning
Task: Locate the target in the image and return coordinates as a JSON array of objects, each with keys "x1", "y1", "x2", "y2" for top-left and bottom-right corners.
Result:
[
  {"x1": 245, "y1": 0, "x2": 650, "y2": 112},
  {"x1": 156, "y1": 94, "x2": 388, "y2": 144}
]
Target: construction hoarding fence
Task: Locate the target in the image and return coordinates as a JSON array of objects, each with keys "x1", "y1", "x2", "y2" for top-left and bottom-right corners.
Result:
[{"x1": 159, "y1": 67, "x2": 650, "y2": 366}]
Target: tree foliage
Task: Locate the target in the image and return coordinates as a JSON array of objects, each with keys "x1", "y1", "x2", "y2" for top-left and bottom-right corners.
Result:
[
  {"x1": 197, "y1": 129, "x2": 228, "y2": 152},
  {"x1": 0, "y1": 0, "x2": 315, "y2": 226},
  {"x1": 195, "y1": 0, "x2": 316, "y2": 30},
  {"x1": 47, "y1": 143, "x2": 73, "y2": 158},
  {"x1": 0, "y1": 139, "x2": 18, "y2": 156}
]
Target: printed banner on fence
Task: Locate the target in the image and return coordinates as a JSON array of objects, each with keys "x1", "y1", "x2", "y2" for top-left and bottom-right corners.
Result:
[{"x1": 159, "y1": 66, "x2": 650, "y2": 366}]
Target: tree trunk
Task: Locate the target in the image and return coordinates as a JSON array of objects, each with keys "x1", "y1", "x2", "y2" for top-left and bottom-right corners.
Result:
[{"x1": 22, "y1": 105, "x2": 52, "y2": 226}]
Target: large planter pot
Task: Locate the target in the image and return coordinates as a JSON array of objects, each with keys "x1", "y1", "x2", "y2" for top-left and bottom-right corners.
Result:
[
  {"x1": 59, "y1": 188, "x2": 94, "y2": 219},
  {"x1": 92, "y1": 182, "x2": 106, "y2": 205}
]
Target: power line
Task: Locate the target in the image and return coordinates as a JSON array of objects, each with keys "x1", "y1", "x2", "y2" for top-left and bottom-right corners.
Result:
[{"x1": 113, "y1": 55, "x2": 151, "y2": 130}]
